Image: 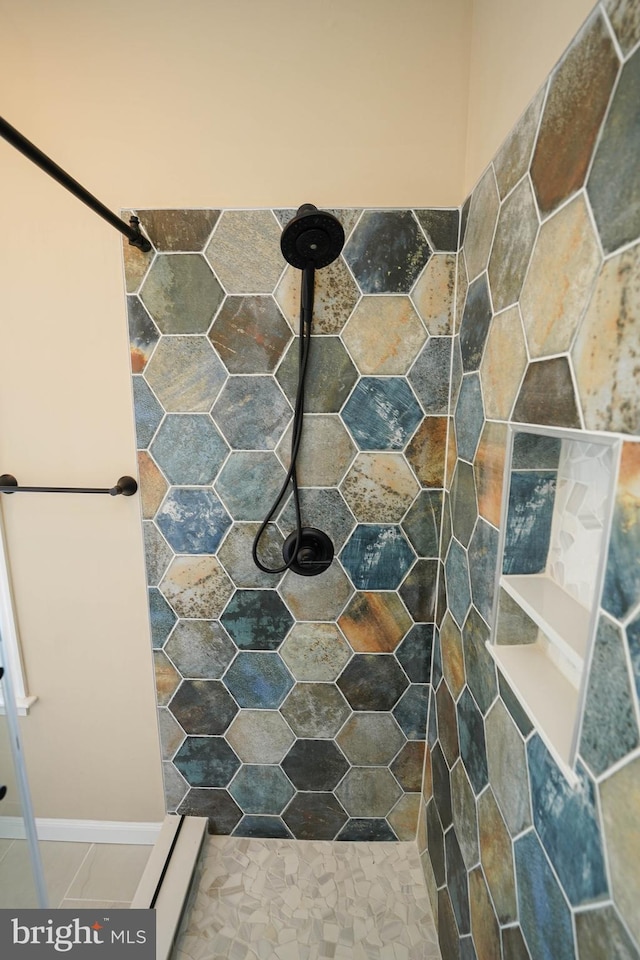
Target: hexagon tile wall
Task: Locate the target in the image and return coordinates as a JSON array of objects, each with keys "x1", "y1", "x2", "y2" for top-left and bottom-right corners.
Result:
[
  {"x1": 124, "y1": 5, "x2": 640, "y2": 957},
  {"x1": 124, "y1": 202, "x2": 459, "y2": 843}
]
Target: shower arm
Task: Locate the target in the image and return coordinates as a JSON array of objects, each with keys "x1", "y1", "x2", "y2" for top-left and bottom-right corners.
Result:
[{"x1": 0, "y1": 116, "x2": 151, "y2": 251}]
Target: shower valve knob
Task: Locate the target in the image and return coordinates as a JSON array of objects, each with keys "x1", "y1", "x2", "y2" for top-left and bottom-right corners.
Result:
[{"x1": 0, "y1": 786, "x2": 7, "y2": 802}]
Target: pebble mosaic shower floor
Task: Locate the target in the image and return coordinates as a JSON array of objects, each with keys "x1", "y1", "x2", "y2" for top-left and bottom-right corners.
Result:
[{"x1": 174, "y1": 836, "x2": 441, "y2": 960}]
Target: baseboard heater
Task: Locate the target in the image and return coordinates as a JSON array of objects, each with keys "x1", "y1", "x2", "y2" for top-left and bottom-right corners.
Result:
[{"x1": 131, "y1": 815, "x2": 208, "y2": 960}]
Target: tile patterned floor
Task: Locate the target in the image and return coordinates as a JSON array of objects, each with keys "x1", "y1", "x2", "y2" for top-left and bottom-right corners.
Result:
[{"x1": 175, "y1": 837, "x2": 441, "y2": 960}]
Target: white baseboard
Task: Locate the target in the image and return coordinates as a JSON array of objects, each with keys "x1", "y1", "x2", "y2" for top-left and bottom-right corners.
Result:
[{"x1": 0, "y1": 817, "x2": 162, "y2": 844}]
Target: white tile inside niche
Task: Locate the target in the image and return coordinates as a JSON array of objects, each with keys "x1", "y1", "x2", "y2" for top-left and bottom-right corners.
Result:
[{"x1": 175, "y1": 836, "x2": 441, "y2": 960}]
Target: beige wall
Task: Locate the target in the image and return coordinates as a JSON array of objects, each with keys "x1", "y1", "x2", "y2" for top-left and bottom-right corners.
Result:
[
  {"x1": 464, "y1": 0, "x2": 597, "y2": 193},
  {"x1": 0, "y1": 0, "x2": 597, "y2": 822}
]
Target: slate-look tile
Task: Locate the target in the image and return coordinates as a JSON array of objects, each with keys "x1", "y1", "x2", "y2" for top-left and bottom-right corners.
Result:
[
  {"x1": 127, "y1": 295, "x2": 159, "y2": 372},
  {"x1": 396, "y1": 623, "x2": 434, "y2": 683},
  {"x1": 457, "y1": 688, "x2": 489, "y2": 795},
  {"x1": 459, "y1": 937, "x2": 478, "y2": 960},
  {"x1": 393, "y1": 684, "x2": 429, "y2": 740},
  {"x1": 573, "y1": 247, "x2": 640, "y2": 436},
  {"x1": 151, "y1": 414, "x2": 228, "y2": 486},
  {"x1": 133, "y1": 376, "x2": 163, "y2": 448},
  {"x1": 459, "y1": 274, "x2": 492, "y2": 372},
  {"x1": 137, "y1": 209, "x2": 219, "y2": 251},
  {"x1": 148, "y1": 589, "x2": 176, "y2": 649},
  {"x1": 438, "y1": 888, "x2": 462, "y2": 960},
  {"x1": 282, "y1": 792, "x2": 348, "y2": 841},
  {"x1": 530, "y1": 11, "x2": 619, "y2": 216},
  {"x1": 336, "y1": 819, "x2": 397, "y2": 842},
  {"x1": 164, "y1": 620, "x2": 235, "y2": 679},
  {"x1": 445, "y1": 539, "x2": 472, "y2": 628},
  {"x1": 205, "y1": 210, "x2": 284, "y2": 294},
  {"x1": 217, "y1": 522, "x2": 284, "y2": 589},
  {"x1": 511, "y1": 431, "x2": 561, "y2": 470},
  {"x1": 386, "y1": 794, "x2": 420, "y2": 839},
  {"x1": 336, "y1": 766, "x2": 402, "y2": 818},
  {"x1": 463, "y1": 168, "x2": 500, "y2": 281},
  {"x1": 462, "y1": 607, "x2": 497, "y2": 715},
  {"x1": 212, "y1": 376, "x2": 291, "y2": 450},
  {"x1": 503, "y1": 469, "x2": 557, "y2": 575},
  {"x1": 154, "y1": 650, "x2": 180, "y2": 705},
  {"x1": 411, "y1": 254, "x2": 456, "y2": 336},
  {"x1": 337, "y1": 654, "x2": 409, "y2": 711},
  {"x1": 527, "y1": 735, "x2": 608, "y2": 905},
  {"x1": 468, "y1": 866, "x2": 502, "y2": 960},
  {"x1": 169, "y1": 679, "x2": 238, "y2": 735},
  {"x1": 579, "y1": 615, "x2": 639, "y2": 776},
  {"x1": 220, "y1": 589, "x2": 293, "y2": 651},
  {"x1": 225, "y1": 710, "x2": 294, "y2": 764},
  {"x1": 575, "y1": 904, "x2": 640, "y2": 960},
  {"x1": 515, "y1": 831, "x2": 576, "y2": 960},
  {"x1": 176, "y1": 788, "x2": 242, "y2": 834},
  {"x1": 344, "y1": 210, "x2": 431, "y2": 294},
  {"x1": 405, "y1": 417, "x2": 447, "y2": 487},
  {"x1": 446, "y1": 828, "x2": 471, "y2": 935},
  {"x1": 398, "y1": 559, "x2": 439, "y2": 623},
  {"x1": 278, "y1": 488, "x2": 355, "y2": 553},
  {"x1": 210, "y1": 296, "x2": 290, "y2": 374},
  {"x1": 426, "y1": 798, "x2": 446, "y2": 886},
  {"x1": 158, "y1": 708, "x2": 185, "y2": 761},
  {"x1": 436, "y1": 680, "x2": 460, "y2": 768},
  {"x1": 390, "y1": 740, "x2": 425, "y2": 791},
  {"x1": 144, "y1": 336, "x2": 227, "y2": 413},
  {"x1": 501, "y1": 926, "x2": 533, "y2": 960},
  {"x1": 137, "y1": 451, "x2": 168, "y2": 519},
  {"x1": 276, "y1": 336, "x2": 357, "y2": 413},
  {"x1": 478, "y1": 787, "x2": 517, "y2": 923},
  {"x1": 140, "y1": 253, "x2": 223, "y2": 334},
  {"x1": 485, "y1": 699, "x2": 531, "y2": 835},
  {"x1": 488, "y1": 177, "x2": 539, "y2": 312},
  {"x1": 143, "y1": 522, "x2": 172, "y2": 585},
  {"x1": 338, "y1": 591, "x2": 411, "y2": 653},
  {"x1": 342, "y1": 377, "x2": 423, "y2": 451},
  {"x1": 215, "y1": 452, "x2": 285, "y2": 522},
  {"x1": 279, "y1": 622, "x2": 351, "y2": 682},
  {"x1": 282, "y1": 740, "x2": 349, "y2": 791},
  {"x1": 336, "y1": 713, "x2": 405, "y2": 766},
  {"x1": 604, "y1": 0, "x2": 640, "y2": 55},
  {"x1": 173, "y1": 736, "x2": 240, "y2": 788},
  {"x1": 431, "y1": 742, "x2": 453, "y2": 830},
  {"x1": 340, "y1": 453, "x2": 419, "y2": 524},
  {"x1": 228, "y1": 765, "x2": 294, "y2": 815},
  {"x1": 233, "y1": 816, "x2": 293, "y2": 839},
  {"x1": 122, "y1": 224, "x2": 154, "y2": 294},
  {"x1": 340, "y1": 524, "x2": 415, "y2": 590},
  {"x1": 440, "y1": 611, "x2": 466, "y2": 699},
  {"x1": 280, "y1": 682, "x2": 350, "y2": 738},
  {"x1": 222, "y1": 651, "x2": 293, "y2": 709},
  {"x1": 480, "y1": 307, "x2": 528, "y2": 421},
  {"x1": 156, "y1": 488, "x2": 231, "y2": 554},
  {"x1": 415, "y1": 209, "x2": 460, "y2": 251},
  {"x1": 455, "y1": 374, "x2": 484, "y2": 463},
  {"x1": 408, "y1": 337, "x2": 453, "y2": 415},
  {"x1": 278, "y1": 562, "x2": 354, "y2": 622},
  {"x1": 520, "y1": 196, "x2": 601, "y2": 360},
  {"x1": 451, "y1": 760, "x2": 480, "y2": 870},
  {"x1": 514, "y1": 357, "x2": 581, "y2": 428},
  {"x1": 342, "y1": 295, "x2": 427, "y2": 375},
  {"x1": 498, "y1": 673, "x2": 534, "y2": 737},
  {"x1": 455, "y1": 250, "x2": 469, "y2": 335},
  {"x1": 600, "y1": 755, "x2": 640, "y2": 945},
  {"x1": 627, "y1": 612, "x2": 640, "y2": 704},
  {"x1": 274, "y1": 255, "x2": 359, "y2": 335},
  {"x1": 493, "y1": 86, "x2": 546, "y2": 199},
  {"x1": 163, "y1": 762, "x2": 188, "y2": 812},
  {"x1": 603, "y1": 443, "x2": 640, "y2": 620},
  {"x1": 451, "y1": 460, "x2": 478, "y2": 549},
  {"x1": 402, "y1": 490, "x2": 443, "y2": 558},
  {"x1": 497, "y1": 592, "x2": 542, "y2": 648}
]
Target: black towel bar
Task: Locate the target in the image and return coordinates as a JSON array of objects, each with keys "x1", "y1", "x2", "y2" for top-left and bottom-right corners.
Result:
[{"x1": 0, "y1": 474, "x2": 138, "y2": 497}]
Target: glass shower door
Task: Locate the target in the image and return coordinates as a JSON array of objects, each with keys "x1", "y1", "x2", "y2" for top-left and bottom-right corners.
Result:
[{"x1": 0, "y1": 635, "x2": 47, "y2": 907}]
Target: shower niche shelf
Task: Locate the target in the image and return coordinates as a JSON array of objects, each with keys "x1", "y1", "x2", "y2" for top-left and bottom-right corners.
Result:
[{"x1": 487, "y1": 424, "x2": 620, "y2": 779}]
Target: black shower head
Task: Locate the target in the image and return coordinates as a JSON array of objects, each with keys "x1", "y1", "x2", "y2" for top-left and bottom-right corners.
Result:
[{"x1": 281, "y1": 203, "x2": 345, "y2": 269}]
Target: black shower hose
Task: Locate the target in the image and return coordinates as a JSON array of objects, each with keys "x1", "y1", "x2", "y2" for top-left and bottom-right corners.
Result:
[{"x1": 251, "y1": 263, "x2": 315, "y2": 574}]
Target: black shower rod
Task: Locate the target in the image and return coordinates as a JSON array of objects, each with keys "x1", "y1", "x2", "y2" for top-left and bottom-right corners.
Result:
[
  {"x1": 0, "y1": 116, "x2": 151, "y2": 251},
  {"x1": 0, "y1": 475, "x2": 138, "y2": 497}
]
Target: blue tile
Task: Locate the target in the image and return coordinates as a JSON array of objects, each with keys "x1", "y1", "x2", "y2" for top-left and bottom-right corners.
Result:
[
  {"x1": 580, "y1": 615, "x2": 639, "y2": 776},
  {"x1": 460, "y1": 274, "x2": 492, "y2": 372},
  {"x1": 446, "y1": 827, "x2": 471, "y2": 935},
  {"x1": 408, "y1": 337, "x2": 452, "y2": 414},
  {"x1": 445, "y1": 539, "x2": 472, "y2": 628},
  {"x1": 393, "y1": 684, "x2": 429, "y2": 740},
  {"x1": 627, "y1": 613, "x2": 640, "y2": 703},
  {"x1": 173, "y1": 736, "x2": 240, "y2": 787},
  {"x1": 336, "y1": 819, "x2": 398, "y2": 841},
  {"x1": 232, "y1": 815, "x2": 293, "y2": 839},
  {"x1": 228, "y1": 764, "x2": 295, "y2": 815},
  {"x1": 468, "y1": 519, "x2": 499, "y2": 625},
  {"x1": 455, "y1": 374, "x2": 484, "y2": 462},
  {"x1": 527, "y1": 735, "x2": 608, "y2": 905},
  {"x1": 151, "y1": 414, "x2": 228, "y2": 485},
  {"x1": 341, "y1": 524, "x2": 415, "y2": 590},
  {"x1": 344, "y1": 210, "x2": 431, "y2": 293},
  {"x1": 515, "y1": 831, "x2": 576, "y2": 960},
  {"x1": 341, "y1": 378, "x2": 423, "y2": 451},
  {"x1": 503, "y1": 471, "x2": 557, "y2": 575},
  {"x1": 512, "y1": 432, "x2": 561, "y2": 470},
  {"x1": 457, "y1": 687, "x2": 488, "y2": 795},
  {"x1": 396, "y1": 624, "x2": 434, "y2": 683},
  {"x1": 223, "y1": 652, "x2": 294, "y2": 708},
  {"x1": 133, "y1": 375, "x2": 163, "y2": 448},
  {"x1": 148, "y1": 587, "x2": 177, "y2": 648},
  {"x1": 156, "y1": 488, "x2": 231, "y2": 554},
  {"x1": 603, "y1": 450, "x2": 640, "y2": 620},
  {"x1": 220, "y1": 589, "x2": 294, "y2": 651}
]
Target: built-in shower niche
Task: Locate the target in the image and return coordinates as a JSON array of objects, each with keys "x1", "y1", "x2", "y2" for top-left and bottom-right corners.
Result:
[{"x1": 489, "y1": 425, "x2": 619, "y2": 778}]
